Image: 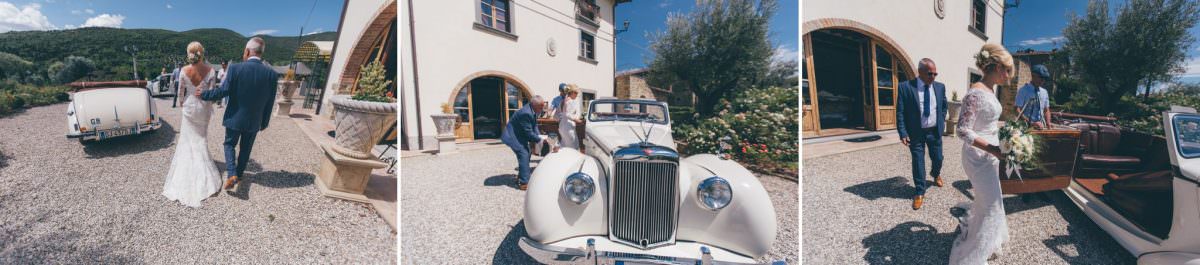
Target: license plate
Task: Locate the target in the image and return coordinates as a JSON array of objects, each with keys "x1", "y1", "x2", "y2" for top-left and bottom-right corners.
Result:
[{"x1": 99, "y1": 128, "x2": 133, "y2": 139}]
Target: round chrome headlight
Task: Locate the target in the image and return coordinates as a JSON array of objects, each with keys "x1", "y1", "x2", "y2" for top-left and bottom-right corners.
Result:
[
  {"x1": 561, "y1": 172, "x2": 595, "y2": 204},
  {"x1": 697, "y1": 176, "x2": 732, "y2": 210}
]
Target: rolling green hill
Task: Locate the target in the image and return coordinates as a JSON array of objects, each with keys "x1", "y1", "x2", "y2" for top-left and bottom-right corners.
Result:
[{"x1": 0, "y1": 27, "x2": 337, "y2": 81}]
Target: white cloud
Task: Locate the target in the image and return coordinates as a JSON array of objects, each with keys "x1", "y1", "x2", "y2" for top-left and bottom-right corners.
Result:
[
  {"x1": 1018, "y1": 36, "x2": 1066, "y2": 46},
  {"x1": 70, "y1": 8, "x2": 94, "y2": 15},
  {"x1": 303, "y1": 28, "x2": 324, "y2": 36},
  {"x1": 251, "y1": 29, "x2": 278, "y2": 36},
  {"x1": 1178, "y1": 58, "x2": 1200, "y2": 78},
  {"x1": 166, "y1": 4, "x2": 172, "y2": 9},
  {"x1": 63, "y1": 24, "x2": 74, "y2": 29},
  {"x1": 658, "y1": 0, "x2": 670, "y2": 8},
  {"x1": 0, "y1": 2, "x2": 56, "y2": 33},
  {"x1": 81, "y1": 13, "x2": 124, "y2": 28},
  {"x1": 771, "y1": 46, "x2": 799, "y2": 64}
]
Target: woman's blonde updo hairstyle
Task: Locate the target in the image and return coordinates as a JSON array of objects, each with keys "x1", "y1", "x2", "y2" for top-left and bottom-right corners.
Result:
[
  {"x1": 564, "y1": 83, "x2": 580, "y2": 94},
  {"x1": 973, "y1": 43, "x2": 1013, "y2": 76},
  {"x1": 186, "y1": 41, "x2": 205, "y2": 64}
]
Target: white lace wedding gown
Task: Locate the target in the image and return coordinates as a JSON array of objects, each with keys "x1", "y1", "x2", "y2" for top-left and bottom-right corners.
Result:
[
  {"x1": 557, "y1": 98, "x2": 581, "y2": 150},
  {"x1": 948, "y1": 87, "x2": 1008, "y2": 264},
  {"x1": 162, "y1": 68, "x2": 222, "y2": 208}
]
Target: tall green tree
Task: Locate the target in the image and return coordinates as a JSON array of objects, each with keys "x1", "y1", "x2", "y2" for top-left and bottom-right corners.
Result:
[
  {"x1": 55, "y1": 56, "x2": 96, "y2": 84},
  {"x1": 0, "y1": 52, "x2": 33, "y2": 80},
  {"x1": 1061, "y1": 0, "x2": 1200, "y2": 112},
  {"x1": 646, "y1": 0, "x2": 776, "y2": 117}
]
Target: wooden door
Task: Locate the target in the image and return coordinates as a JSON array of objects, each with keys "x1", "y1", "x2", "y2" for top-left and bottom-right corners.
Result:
[
  {"x1": 801, "y1": 34, "x2": 820, "y2": 137},
  {"x1": 453, "y1": 84, "x2": 474, "y2": 142},
  {"x1": 503, "y1": 81, "x2": 525, "y2": 127},
  {"x1": 870, "y1": 42, "x2": 898, "y2": 130}
]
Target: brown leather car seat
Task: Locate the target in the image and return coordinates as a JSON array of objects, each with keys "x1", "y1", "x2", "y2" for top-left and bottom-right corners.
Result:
[
  {"x1": 1102, "y1": 170, "x2": 1173, "y2": 239},
  {"x1": 1070, "y1": 122, "x2": 1142, "y2": 178}
]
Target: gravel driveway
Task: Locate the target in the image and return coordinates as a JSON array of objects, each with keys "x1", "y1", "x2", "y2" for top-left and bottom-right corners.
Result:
[
  {"x1": 802, "y1": 137, "x2": 1134, "y2": 264},
  {"x1": 401, "y1": 145, "x2": 798, "y2": 264},
  {"x1": 0, "y1": 99, "x2": 396, "y2": 264}
]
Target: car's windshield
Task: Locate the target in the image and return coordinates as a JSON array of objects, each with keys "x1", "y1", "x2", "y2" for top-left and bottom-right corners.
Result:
[
  {"x1": 1174, "y1": 114, "x2": 1200, "y2": 158},
  {"x1": 588, "y1": 101, "x2": 669, "y2": 124}
]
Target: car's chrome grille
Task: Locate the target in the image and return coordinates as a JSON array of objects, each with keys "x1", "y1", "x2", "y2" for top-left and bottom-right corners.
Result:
[{"x1": 611, "y1": 159, "x2": 678, "y2": 248}]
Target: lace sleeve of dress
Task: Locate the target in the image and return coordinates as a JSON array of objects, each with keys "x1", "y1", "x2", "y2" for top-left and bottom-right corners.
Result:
[{"x1": 956, "y1": 91, "x2": 981, "y2": 144}]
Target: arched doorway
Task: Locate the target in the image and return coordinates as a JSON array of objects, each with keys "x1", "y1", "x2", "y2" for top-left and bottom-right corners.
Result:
[
  {"x1": 448, "y1": 72, "x2": 532, "y2": 142},
  {"x1": 802, "y1": 19, "x2": 915, "y2": 137}
]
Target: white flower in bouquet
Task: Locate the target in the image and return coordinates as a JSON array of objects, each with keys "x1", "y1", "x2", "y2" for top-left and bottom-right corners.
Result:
[{"x1": 998, "y1": 120, "x2": 1041, "y2": 180}]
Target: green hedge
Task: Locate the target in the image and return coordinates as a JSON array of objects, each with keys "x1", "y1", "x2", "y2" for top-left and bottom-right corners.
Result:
[
  {"x1": 0, "y1": 80, "x2": 70, "y2": 116},
  {"x1": 1061, "y1": 88, "x2": 1200, "y2": 136}
]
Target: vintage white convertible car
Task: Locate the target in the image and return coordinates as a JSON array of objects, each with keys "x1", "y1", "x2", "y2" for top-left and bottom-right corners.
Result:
[
  {"x1": 146, "y1": 73, "x2": 175, "y2": 97},
  {"x1": 519, "y1": 98, "x2": 783, "y2": 265},
  {"x1": 999, "y1": 106, "x2": 1200, "y2": 264},
  {"x1": 65, "y1": 81, "x2": 163, "y2": 143}
]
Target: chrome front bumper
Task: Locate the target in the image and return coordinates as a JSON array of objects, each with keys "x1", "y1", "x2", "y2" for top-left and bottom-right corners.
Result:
[{"x1": 518, "y1": 237, "x2": 785, "y2": 265}]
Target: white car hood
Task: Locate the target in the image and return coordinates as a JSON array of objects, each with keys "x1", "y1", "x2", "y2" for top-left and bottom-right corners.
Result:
[{"x1": 586, "y1": 122, "x2": 675, "y2": 152}]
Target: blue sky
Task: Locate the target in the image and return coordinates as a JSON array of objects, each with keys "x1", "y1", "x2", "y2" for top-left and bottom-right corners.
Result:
[
  {"x1": 1003, "y1": 0, "x2": 1200, "y2": 84},
  {"x1": 615, "y1": 0, "x2": 800, "y2": 71},
  {"x1": 0, "y1": 0, "x2": 343, "y2": 37}
]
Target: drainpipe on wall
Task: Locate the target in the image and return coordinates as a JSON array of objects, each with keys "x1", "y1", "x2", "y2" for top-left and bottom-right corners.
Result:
[{"x1": 407, "y1": 0, "x2": 425, "y2": 150}]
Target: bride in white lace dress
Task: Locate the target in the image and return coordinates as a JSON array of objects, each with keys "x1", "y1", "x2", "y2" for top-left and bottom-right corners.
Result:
[
  {"x1": 162, "y1": 41, "x2": 222, "y2": 207},
  {"x1": 949, "y1": 43, "x2": 1014, "y2": 264}
]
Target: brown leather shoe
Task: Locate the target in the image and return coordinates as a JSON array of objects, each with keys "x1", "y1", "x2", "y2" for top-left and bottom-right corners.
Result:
[
  {"x1": 223, "y1": 175, "x2": 239, "y2": 191},
  {"x1": 934, "y1": 176, "x2": 944, "y2": 187},
  {"x1": 518, "y1": 183, "x2": 528, "y2": 191},
  {"x1": 912, "y1": 195, "x2": 924, "y2": 210}
]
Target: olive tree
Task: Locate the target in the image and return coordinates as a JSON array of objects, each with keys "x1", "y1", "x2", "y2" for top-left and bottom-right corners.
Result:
[
  {"x1": 1061, "y1": 0, "x2": 1200, "y2": 112},
  {"x1": 645, "y1": 0, "x2": 777, "y2": 117},
  {"x1": 54, "y1": 56, "x2": 96, "y2": 84}
]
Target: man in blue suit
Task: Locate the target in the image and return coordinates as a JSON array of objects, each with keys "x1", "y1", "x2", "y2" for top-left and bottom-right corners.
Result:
[
  {"x1": 896, "y1": 58, "x2": 948, "y2": 210},
  {"x1": 501, "y1": 95, "x2": 554, "y2": 190},
  {"x1": 198, "y1": 37, "x2": 278, "y2": 191}
]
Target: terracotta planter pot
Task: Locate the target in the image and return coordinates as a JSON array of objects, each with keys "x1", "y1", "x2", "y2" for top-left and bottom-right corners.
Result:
[{"x1": 330, "y1": 95, "x2": 397, "y2": 160}]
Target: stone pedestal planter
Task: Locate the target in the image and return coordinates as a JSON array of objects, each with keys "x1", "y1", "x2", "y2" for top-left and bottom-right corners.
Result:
[
  {"x1": 945, "y1": 101, "x2": 962, "y2": 136},
  {"x1": 276, "y1": 101, "x2": 295, "y2": 116},
  {"x1": 431, "y1": 113, "x2": 458, "y2": 155},
  {"x1": 317, "y1": 95, "x2": 396, "y2": 203},
  {"x1": 276, "y1": 81, "x2": 299, "y2": 116}
]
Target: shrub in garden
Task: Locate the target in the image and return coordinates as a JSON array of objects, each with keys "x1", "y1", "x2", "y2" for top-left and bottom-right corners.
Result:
[
  {"x1": 1062, "y1": 86, "x2": 1200, "y2": 136},
  {"x1": 674, "y1": 86, "x2": 798, "y2": 171}
]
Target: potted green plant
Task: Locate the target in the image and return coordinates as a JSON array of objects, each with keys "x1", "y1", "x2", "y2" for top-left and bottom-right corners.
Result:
[
  {"x1": 946, "y1": 90, "x2": 961, "y2": 136},
  {"x1": 432, "y1": 102, "x2": 457, "y2": 136},
  {"x1": 318, "y1": 60, "x2": 395, "y2": 202},
  {"x1": 275, "y1": 79, "x2": 300, "y2": 116},
  {"x1": 431, "y1": 102, "x2": 459, "y2": 154},
  {"x1": 329, "y1": 60, "x2": 396, "y2": 159}
]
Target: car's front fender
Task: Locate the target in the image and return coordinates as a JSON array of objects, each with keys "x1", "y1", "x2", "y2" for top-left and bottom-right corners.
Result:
[
  {"x1": 524, "y1": 148, "x2": 608, "y2": 243},
  {"x1": 677, "y1": 154, "x2": 778, "y2": 258}
]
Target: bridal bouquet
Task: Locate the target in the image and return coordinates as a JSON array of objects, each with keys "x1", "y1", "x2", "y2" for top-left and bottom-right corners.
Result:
[{"x1": 998, "y1": 120, "x2": 1040, "y2": 181}]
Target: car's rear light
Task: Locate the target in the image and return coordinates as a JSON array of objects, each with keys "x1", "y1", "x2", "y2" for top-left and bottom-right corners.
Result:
[
  {"x1": 80, "y1": 126, "x2": 88, "y2": 132},
  {"x1": 146, "y1": 118, "x2": 153, "y2": 123}
]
